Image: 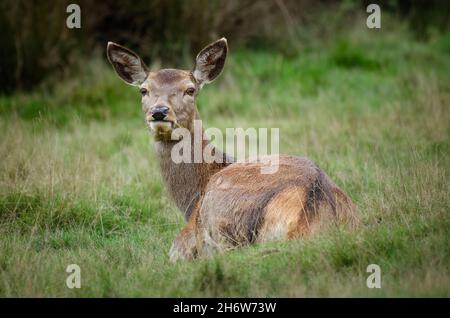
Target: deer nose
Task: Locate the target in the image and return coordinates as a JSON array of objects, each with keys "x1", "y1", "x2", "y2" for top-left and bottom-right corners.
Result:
[{"x1": 151, "y1": 105, "x2": 169, "y2": 121}]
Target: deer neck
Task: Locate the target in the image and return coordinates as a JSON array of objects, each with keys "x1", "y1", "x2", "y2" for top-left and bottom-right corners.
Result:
[{"x1": 154, "y1": 130, "x2": 232, "y2": 221}]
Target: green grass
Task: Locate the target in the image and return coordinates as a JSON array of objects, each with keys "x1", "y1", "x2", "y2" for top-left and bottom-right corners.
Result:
[{"x1": 0, "y1": 22, "x2": 449, "y2": 297}]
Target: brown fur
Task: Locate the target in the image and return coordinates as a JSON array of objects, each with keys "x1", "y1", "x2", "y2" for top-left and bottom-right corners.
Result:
[
  {"x1": 179, "y1": 155, "x2": 358, "y2": 259},
  {"x1": 107, "y1": 38, "x2": 359, "y2": 262}
]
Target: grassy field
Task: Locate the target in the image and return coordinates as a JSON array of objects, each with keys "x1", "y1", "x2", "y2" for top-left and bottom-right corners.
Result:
[{"x1": 0, "y1": 21, "x2": 449, "y2": 297}]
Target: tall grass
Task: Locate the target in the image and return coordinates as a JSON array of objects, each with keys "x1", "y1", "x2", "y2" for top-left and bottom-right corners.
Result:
[{"x1": 0, "y1": 20, "x2": 449, "y2": 296}]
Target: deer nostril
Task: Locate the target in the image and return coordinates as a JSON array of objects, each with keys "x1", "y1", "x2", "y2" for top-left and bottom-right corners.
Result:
[
  {"x1": 152, "y1": 112, "x2": 166, "y2": 121},
  {"x1": 151, "y1": 106, "x2": 169, "y2": 121}
]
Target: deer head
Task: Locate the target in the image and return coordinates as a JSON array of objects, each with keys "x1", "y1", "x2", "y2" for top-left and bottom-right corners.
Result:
[{"x1": 107, "y1": 38, "x2": 228, "y2": 141}]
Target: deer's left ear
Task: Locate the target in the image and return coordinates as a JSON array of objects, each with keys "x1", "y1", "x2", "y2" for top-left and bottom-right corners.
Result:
[{"x1": 193, "y1": 38, "x2": 228, "y2": 88}]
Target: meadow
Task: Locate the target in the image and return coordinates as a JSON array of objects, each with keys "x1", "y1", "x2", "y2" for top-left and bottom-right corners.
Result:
[{"x1": 0, "y1": 19, "x2": 449, "y2": 297}]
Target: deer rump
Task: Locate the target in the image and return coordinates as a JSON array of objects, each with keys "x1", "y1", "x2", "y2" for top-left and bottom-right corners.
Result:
[{"x1": 190, "y1": 155, "x2": 358, "y2": 258}]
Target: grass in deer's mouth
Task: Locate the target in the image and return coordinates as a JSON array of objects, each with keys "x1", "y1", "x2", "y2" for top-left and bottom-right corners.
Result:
[
  {"x1": 0, "y1": 23, "x2": 449, "y2": 296},
  {"x1": 149, "y1": 120, "x2": 173, "y2": 130}
]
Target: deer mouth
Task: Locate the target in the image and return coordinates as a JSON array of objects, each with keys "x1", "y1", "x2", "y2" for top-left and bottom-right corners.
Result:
[{"x1": 149, "y1": 120, "x2": 174, "y2": 133}]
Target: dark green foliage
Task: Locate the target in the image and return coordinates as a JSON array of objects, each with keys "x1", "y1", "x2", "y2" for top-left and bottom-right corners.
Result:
[{"x1": 0, "y1": 0, "x2": 448, "y2": 93}]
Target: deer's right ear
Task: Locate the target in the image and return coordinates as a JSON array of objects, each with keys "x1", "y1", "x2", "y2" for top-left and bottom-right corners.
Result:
[{"x1": 107, "y1": 42, "x2": 149, "y2": 86}]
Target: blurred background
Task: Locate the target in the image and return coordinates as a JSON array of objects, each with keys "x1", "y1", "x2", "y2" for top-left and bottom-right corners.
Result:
[{"x1": 0, "y1": 0, "x2": 448, "y2": 93}]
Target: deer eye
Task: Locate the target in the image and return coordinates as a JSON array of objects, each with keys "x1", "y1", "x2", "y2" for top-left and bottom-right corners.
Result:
[
  {"x1": 139, "y1": 87, "x2": 148, "y2": 96},
  {"x1": 185, "y1": 87, "x2": 195, "y2": 96}
]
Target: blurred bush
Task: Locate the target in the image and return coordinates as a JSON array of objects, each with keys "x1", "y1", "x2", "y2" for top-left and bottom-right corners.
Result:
[
  {"x1": 0, "y1": 1, "x2": 81, "y2": 93},
  {"x1": 0, "y1": 0, "x2": 448, "y2": 94}
]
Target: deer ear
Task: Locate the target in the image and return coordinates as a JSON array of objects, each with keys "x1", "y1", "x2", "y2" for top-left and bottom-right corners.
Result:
[
  {"x1": 193, "y1": 38, "x2": 228, "y2": 88},
  {"x1": 107, "y1": 42, "x2": 149, "y2": 86}
]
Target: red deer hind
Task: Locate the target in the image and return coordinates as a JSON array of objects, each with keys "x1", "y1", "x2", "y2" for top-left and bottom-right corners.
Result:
[{"x1": 107, "y1": 38, "x2": 358, "y2": 262}]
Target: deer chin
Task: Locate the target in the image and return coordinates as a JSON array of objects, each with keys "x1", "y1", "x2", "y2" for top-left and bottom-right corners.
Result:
[
  {"x1": 149, "y1": 120, "x2": 178, "y2": 141},
  {"x1": 149, "y1": 120, "x2": 173, "y2": 132}
]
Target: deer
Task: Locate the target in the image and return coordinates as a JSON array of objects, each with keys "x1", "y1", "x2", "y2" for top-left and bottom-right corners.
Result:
[{"x1": 106, "y1": 38, "x2": 359, "y2": 262}]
